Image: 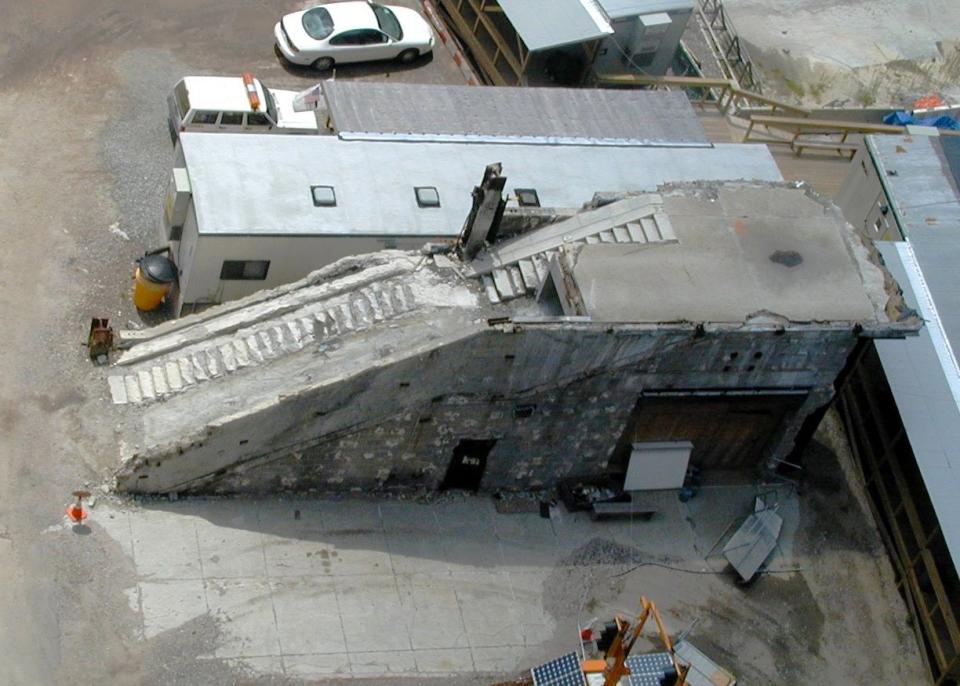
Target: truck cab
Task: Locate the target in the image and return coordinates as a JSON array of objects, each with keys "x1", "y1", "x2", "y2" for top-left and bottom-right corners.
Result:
[{"x1": 167, "y1": 74, "x2": 319, "y2": 142}]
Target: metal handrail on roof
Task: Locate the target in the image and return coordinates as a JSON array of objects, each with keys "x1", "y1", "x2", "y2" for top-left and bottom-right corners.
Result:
[{"x1": 592, "y1": 73, "x2": 811, "y2": 118}]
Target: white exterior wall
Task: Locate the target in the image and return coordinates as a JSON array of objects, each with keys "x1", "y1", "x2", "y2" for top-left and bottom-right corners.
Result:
[
  {"x1": 178, "y1": 232, "x2": 442, "y2": 311},
  {"x1": 836, "y1": 145, "x2": 903, "y2": 242},
  {"x1": 595, "y1": 9, "x2": 692, "y2": 76}
]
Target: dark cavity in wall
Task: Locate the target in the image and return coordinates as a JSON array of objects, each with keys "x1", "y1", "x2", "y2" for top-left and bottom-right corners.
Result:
[{"x1": 440, "y1": 439, "x2": 496, "y2": 492}]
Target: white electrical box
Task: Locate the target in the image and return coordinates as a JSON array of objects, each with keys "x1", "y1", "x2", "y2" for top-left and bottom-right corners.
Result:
[
  {"x1": 624, "y1": 440, "x2": 693, "y2": 491},
  {"x1": 163, "y1": 167, "x2": 191, "y2": 241}
]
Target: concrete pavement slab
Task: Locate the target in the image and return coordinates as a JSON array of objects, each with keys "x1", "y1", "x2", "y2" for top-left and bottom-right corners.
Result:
[
  {"x1": 396, "y1": 574, "x2": 470, "y2": 650},
  {"x1": 204, "y1": 578, "x2": 281, "y2": 659},
  {"x1": 283, "y1": 652, "x2": 351, "y2": 679},
  {"x1": 139, "y1": 579, "x2": 207, "y2": 639},
  {"x1": 349, "y1": 650, "x2": 418, "y2": 675},
  {"x1": 270, "y1": 577, "x2": 346, "y2": 655},
  {"x1": 129, "y1": 510, "x2": 202, "y2": 580},
  {"x1": 413, "y1": 647, "x2": 475, "y2": 674},
  {"x1": 335, "y1": 574, "x2": 412, "y2": 653}
]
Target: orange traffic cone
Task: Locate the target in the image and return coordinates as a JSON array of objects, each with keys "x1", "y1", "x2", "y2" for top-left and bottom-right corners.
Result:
[{"x1": 66, "y1": 490, "x2": 90, "y2": 523}]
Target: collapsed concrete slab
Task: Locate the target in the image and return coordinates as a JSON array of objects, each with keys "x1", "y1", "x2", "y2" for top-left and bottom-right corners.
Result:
[{"x1": 110, "y1": 182, "x2": 917, "y2": 495}]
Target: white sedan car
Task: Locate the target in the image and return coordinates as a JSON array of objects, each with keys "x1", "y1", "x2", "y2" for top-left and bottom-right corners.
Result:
[{"x1": 274, "y1": 1, "x2": 435, "y2": 70}]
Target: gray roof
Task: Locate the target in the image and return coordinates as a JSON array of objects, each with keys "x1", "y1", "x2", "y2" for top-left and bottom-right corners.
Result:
[
  {"x1": 323, "y1": 81, "x2": 709, "y2": 146},
  {"x1": 180, "y1": 133, "x2": 782, "y2": 237},
  {"x1": 875, "y1": 241, "x2": 960, "y2": 570},
  {"x1": 498, "y1": 0, "x2": 613, "y2": 51},
  {"x1": 598, "y1": 0, "x2": 694, "y2": 18},
  {"x1": 869, "y1": 134, "x2": 960, "y2": 359}
]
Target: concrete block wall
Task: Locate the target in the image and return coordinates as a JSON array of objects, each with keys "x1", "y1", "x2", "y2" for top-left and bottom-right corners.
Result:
[{"x1": 117, "y1": 319, "x2": 860, "y2": 495}]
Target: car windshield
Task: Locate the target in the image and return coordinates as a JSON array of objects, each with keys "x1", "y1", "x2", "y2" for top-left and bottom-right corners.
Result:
[
  {"x1": 301, "y1": 7, "x2": 334, "y2": 39},
  {"x1": 371, "y1": 3, "x2": 402, "y2": 40}
]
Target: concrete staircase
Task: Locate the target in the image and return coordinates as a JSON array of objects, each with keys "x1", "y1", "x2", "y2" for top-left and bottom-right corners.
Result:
[
  {"x1": 479, "y1": 201, "x2": 678, "y2": 303},
  {"x1": 109, "y1": 281, "x2": 416, "y2": 405}
]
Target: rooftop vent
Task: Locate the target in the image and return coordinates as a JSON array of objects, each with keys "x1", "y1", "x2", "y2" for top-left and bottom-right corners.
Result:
[
  {"x1": 415, "y1": 186, "x2": 441, "y2": 208},
  {"x1": 311, "y1": 185, "x2": 336, "y2": 207}
]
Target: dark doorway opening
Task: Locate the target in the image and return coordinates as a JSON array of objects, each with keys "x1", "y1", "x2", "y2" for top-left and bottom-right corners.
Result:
[{"x1": 440, "y1": 439, "x2": 496, "y2": 492}]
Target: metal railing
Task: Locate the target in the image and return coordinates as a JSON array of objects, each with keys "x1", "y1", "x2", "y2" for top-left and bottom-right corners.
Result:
[
  {"x1": 593, "y1": 74, "x2": 810, "y2": 118},
  {"x1": 698, "y1": 0, "x2": 761, "y2": 94}
]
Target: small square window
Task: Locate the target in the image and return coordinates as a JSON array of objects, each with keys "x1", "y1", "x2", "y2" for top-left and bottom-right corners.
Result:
[
  {"x1": 311, "y1": 185, "x2": 336, "y2": 207},
  {"x1": 415, "y1": 186, "x2": 440, "y2": 208},
  {"x1": 515, "y1": 188, "x2": 540, "y2": 207},
  {"x1": 220, "y1": 111, "x2": 244, "y2": 125},
  {"x1": 220, "y1": 260, "x2": 270, "y2": 280},
  {"x1": 191, "y1": 110, "x2": 219, "y2": 125}
]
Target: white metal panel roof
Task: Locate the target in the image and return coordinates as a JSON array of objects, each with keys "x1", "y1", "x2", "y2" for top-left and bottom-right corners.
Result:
[
  {"x1": 875, "y1": 241, "x2": 960, "y2": 571},
  {"x1": 179, "y1": 133, "x2": 782, "y2": 237},
  {"x1": 498, "y1": 0, "x2": 613, "y2": 51},
  {"x1": 598, "y1": 0, "x2": 694, "y2": 19}
]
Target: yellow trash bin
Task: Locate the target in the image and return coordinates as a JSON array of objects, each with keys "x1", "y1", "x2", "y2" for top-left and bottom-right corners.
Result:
[{"x1": 133, "y1": 254, "x2": 177, "y2": 311}]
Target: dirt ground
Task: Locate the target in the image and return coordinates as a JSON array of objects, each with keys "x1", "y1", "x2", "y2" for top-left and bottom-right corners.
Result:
[
  {"x1": 718, "y1": 0, "x2": 960, "y2": 107},
  {"x1": 0, "y1": 0, "x2": 929, "y2": 684}
]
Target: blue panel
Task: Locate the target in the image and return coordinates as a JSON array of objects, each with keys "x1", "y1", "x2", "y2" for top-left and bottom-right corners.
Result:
[{"x1": 532, "y1": 652, "x2": 582, "y2": 686}]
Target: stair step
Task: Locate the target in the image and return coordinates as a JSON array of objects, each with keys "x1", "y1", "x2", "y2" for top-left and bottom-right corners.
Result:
[
  {"x1": 165, "y1": 361, "x2": 183, "y2": 391},
  {"x1": 108, "y1": 376, "x2": 128, "y2": 404},
  {"x1": 612, "y1": 225, "x2": 631, "y2": 242},
  {"x1": 491, "y1": 268, "x2": 515, "y2": 299},
  {"x1": 481, "y1": 275, "x2": 501, "y2": 303},
  {"x1": 178, "y1": 357, "x2": 196, "y2": 385},
  {"x1": 352, "y1": 298, "x2": 372, "y2": 326},
  {"x1": 337, "y1": 303, "x2": 355, "y2": 330},
  {"x1": 599, "y1": 230, "x2": 615, "y2": 243},
  {"x1": 517, "y1": 259, "x2": 539, "y2": 291},
  {"x1": 654, "y1": 212, "x2": 677, "y2": 241},
  {"x1": 231, "y1": 339, "x2": 251, "y2": 368},
  {"x1": 640, "y1": 216, "x2": 658, "y2": 241},
  {"x1": 205, "y1": 349, "x2": 223, "y2": 378},
  {"x1": 152, "y1": 366, "x2": 169, "y2": 396},
  {"x1": 286, "y1": 320, "x2": 304, "y2": 347},
  {"x1": 137, "y1": 370, "x2": 155, "y2": 400},
  {"x1": 257, "y1": 330, "x2": 277, "y2": 358},
  {"x1": 124, "y1": 375, "x2": 142, "y2": 404},
  {"x1": 391, "y1": 284, "x2": 409, "y2": 312},
  {"x1": 506, "y1": 265, "x2": 525, "y2": 295},
  {"x1": 245, "y1": 335, "x2": 264, "y2": 363},
  {"x1": 364, "y1": 291, "x2": 384, "y2": 320},
  {"x1": 585, "y1": 235, "x2": 600, "y2": 244},
  {"x1": 625, "y1": 221, "x2": 646, "y2": 242},
  {"x1": 191, "y1": 352, "x2": 210, "y2": 381},
  {"x1": 376, "y1": 289, "x2": 395, "y2": 317}
]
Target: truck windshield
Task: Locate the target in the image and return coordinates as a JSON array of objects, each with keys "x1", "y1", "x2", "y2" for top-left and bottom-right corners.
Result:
[
  {"x1": 302, "y1": 7, "x2": 334, "y2": 39},
  {"x1": 371, "y1": 3, "x2": 402, "y2": 40}
]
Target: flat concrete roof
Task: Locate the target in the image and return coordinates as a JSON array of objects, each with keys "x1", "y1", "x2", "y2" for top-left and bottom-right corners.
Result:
[
  {"x1": 323, "y1": 80, "x2": 709, "y2": 146},
  {"x1": 573, "y1": 185, "x2": 879, "y2": 323},
  {"x1": 497, "y1": 0, "x2": 613, "y2": 51},
  {"x1": 180, "y1": 133, "x2": 782, "y2": 237},
  {"x1": 875, "y1": 241, "x2": 960, "y2": 571}
]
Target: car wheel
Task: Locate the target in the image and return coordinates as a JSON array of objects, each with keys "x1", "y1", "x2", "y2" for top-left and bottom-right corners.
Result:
[
  {"x1": 397, "y1": 49, "x2": 419, "y2": 64},
  {"x1": 312, "y1": 56, "x2": 335, "y2": 71}
]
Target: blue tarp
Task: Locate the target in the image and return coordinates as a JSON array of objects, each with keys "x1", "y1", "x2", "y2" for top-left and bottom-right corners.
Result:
[{"x1": 883, "y1": 110, "x2": 960, "y2": 130}]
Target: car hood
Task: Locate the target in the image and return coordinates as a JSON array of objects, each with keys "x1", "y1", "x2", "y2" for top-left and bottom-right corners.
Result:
[
  {"x1": 269, "y1": 88, "x2": 321, "y2": 130},
  {"x1": 281, "y1": 11, "x2": 320, "y2": 49},
  {"x1": 391, "y1": 6, "x2": 433, "y2": 45}
]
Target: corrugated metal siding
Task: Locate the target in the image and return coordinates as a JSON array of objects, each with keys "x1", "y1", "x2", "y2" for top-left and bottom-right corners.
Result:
[{"x1": 323, "y1": 81, "x2": 709, "y2": 146}]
